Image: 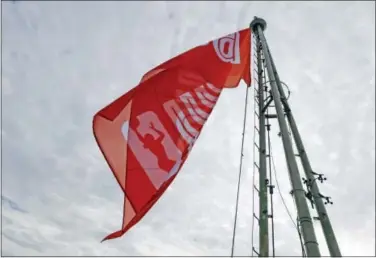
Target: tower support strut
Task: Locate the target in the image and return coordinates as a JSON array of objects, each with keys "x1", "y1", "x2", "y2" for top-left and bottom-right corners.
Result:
[
  {"x1": 250, "y1": 16, "x2": 321, "y2": 257},
  {"x1": 268, "y1": 39, "x2": 342, "y2": 258}
]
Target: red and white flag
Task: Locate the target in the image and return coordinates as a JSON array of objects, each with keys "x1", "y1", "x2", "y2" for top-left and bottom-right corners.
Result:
[{"x1": 93, "y1": 28, "x2": 251, "y2": 241}]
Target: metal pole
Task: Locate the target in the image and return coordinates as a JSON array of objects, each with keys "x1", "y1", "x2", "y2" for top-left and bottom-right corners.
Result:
[
  {"x1": 250, "y1": 17, "x2": 321, "y2": 257},
  {"x1": 266, "y1": 111, "x2": 276, "y2": 257},
  {"x1": 254, "y1": 29, "x2": 269, "y2": 257},
  {"x1": 267, "y1": 47, "x2": 342, "y2": 257}
]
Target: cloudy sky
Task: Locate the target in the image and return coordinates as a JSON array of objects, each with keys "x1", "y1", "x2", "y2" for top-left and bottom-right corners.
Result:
[{"x1": 2, "y1": 1, "x2": 375, "y2": 257}]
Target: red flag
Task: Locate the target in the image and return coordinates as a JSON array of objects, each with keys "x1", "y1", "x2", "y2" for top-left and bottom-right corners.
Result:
[
  {"x1": 141, "y1": 28, "x2": 251, "y2": 87},
  {"x1": 93, "y1": 28, "x2": 251, "y2": 241}
]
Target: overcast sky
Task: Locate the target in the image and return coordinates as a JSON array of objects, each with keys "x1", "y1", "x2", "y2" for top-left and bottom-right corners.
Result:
[{"x1": 2, "y1": 1, "x2": 375, "y2": 257}]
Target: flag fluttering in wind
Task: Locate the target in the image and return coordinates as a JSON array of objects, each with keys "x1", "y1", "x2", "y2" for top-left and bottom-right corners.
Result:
[{"x1": 93, "y1": 28, "x2": 251, "y2": 241}]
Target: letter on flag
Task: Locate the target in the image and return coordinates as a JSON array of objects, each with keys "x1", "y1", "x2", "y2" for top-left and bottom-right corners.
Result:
[{"x1": 93, "y1": 28, "x2": 251, "y2": 241}]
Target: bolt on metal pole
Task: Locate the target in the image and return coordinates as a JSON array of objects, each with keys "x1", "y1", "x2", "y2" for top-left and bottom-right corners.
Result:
[
  {"x1": 267, "y1": 46, "x2": 342, "y2": 257},
  {"x1": 250, "y1": 16, "x2": 321, "y2": 257},
  {"x1": 254, "y1": 28, "x2": 269, "y2": 257}
]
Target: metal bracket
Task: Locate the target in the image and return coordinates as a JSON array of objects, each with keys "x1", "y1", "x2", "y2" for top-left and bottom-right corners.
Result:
[
  {"x1": 252, "y1": 247, "x2": 260, "y2": 256},
  {"x1": 266, "y1": 114, "x2": 277, "y2": 119},
  {"x1": 317, "y1": 193, "x2": 333, "y2": 205},
  {"x1": 302, "y1": 177, "x2": 333, "y2": 207},
  {"x1": 262, "y1": 97, "x2": 274, "y2": 113},
  {"x1": 277, "y1": 130, "x2": 291, "y2": 137},
  {"x1": 253, "y1": 213, "x2": 260, "y2": 225},
  {"x1": 268, "y1": 184, "x2": 275, "y2": 194},
  {"x1": 311, "y1": 171, "x2": 327, "y2": 184}
]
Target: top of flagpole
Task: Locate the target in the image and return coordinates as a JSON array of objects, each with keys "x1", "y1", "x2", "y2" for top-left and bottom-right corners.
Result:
[{"x1": 250, "y1": 16, "x2": 267, "y2": 32}]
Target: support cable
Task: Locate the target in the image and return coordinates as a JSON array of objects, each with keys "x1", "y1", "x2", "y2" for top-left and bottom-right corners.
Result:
[
  {"x1": 285, "y1": 110, "x2": 308, "y2": 258},
  {"x1": 269, "y1": 142, "x2": 307, "y2": 257},
  {"x1": 230, "y1": 83, "x2": 251, "y2": 257}
]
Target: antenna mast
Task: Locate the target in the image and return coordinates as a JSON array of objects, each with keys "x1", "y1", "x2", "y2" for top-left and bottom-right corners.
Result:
[{"x1": 250, "y1": 17, "x2": 341, "y2": 257}]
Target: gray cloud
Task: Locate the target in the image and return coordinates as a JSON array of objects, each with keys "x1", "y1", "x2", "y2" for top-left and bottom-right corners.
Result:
[{"x1": 2, "y1": 1, "x2": 375, "y2": 257}]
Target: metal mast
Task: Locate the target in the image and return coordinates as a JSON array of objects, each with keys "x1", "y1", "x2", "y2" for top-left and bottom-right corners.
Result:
[
  {"x1": 250, "y1": 17, "x2": 322, "y2": 257},
  {"x1": 267, "y1": 31, "x2": 342, "y2": 258},
  {"x1": 255, "y1": 27, "x2": 269, "y2": 257}
]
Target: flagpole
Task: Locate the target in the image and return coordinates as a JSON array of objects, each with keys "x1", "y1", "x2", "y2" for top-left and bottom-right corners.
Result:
[{"x1": 250, "y1": 16, "x2": 321, "y2": 257}]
